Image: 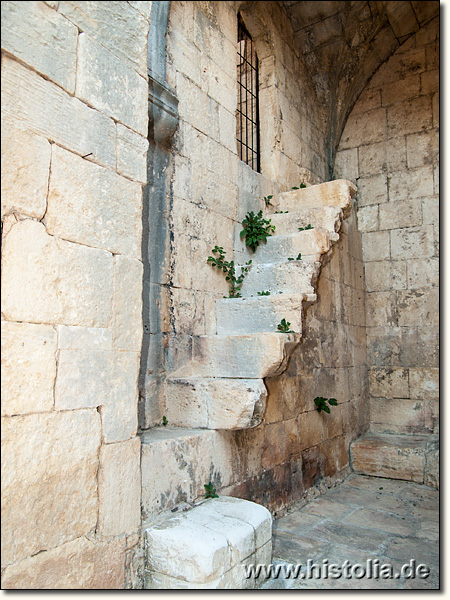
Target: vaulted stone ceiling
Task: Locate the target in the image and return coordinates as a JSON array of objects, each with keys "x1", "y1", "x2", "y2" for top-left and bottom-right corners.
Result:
[{"x1": 280, "y1": 1, "x2": 439, "y2": 176}]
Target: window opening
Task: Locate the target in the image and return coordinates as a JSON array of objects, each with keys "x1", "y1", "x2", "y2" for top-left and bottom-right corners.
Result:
[{"x1": 237, "y1": 14, "x2": 260, "y2": 172}]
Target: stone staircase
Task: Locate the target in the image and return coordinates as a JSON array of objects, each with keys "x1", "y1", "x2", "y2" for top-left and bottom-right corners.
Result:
[
  {"x1": 165, "y1": 179, "x2": 356, "y2": 430},
  {"x1": 141, "y1": 179, "x2": 357, "y2": 589}
]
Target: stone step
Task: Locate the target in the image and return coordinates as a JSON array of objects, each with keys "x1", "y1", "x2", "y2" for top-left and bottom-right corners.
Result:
[
  {"x1": 269, "y1": 205, "x2": 343, "y2": 236},
  {"x1": 165, "y1": 376, "x2": 267, "y2": 429},
  {"x1": 143, "y1": 496, "x2": 272, "y2": 589},
  {"x1": 350, "y1": 432, "x2": 437, "y2": 483},
  {"x1": 251, "y1": 229, "x2": 332, "y2": 264},
  {"x1": 140, "y1": 427, "x2": 235, "y2": 520},
  {"x1": 176, "y1": 332, "x2": 299, "y2": 379},
  {"x1": 216, "y1": 293, "x2": 310, "y2": 335},
  {"x1": 240, "y1": 257, "x2": 321, "y2": 296},
  {"x1": 269, "y1": 179, "x2": 356, "y2": 214}
]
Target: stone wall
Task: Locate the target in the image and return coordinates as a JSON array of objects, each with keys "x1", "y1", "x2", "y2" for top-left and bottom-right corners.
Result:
[
  {"x1": 335, "y1": 16, "x2": 439, "y2": 436},
  {"x1": 1, "y1": 1, "x2": 151, "y2": 588}
]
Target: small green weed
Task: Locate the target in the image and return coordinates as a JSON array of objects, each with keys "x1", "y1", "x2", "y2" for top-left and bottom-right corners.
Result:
[
  {"x1": 207, "y1": 246, "x2": 252, "y2": 298},
  {"x1": 161, "y1": 415, "x2": 168, "y2": 426},
  {"x1": 277, "y1": 318, "x2": 294, "y2": 333},
  {"x1": 263, "y1": 195, "x2": 273, "y2": 207},
  {"x1": 288, "y1": 253, "x2": 302, "y2": 261},
  {"x1": 292, "y1": 182, "x2": 307, "y2": 190},
  {"x1": 298, "y1": 224, "x2": 314, "y2": 231},
  {"x1": 257, "y1": 291, "x2": 271, "y2": 296},
  {"x1": 275, "y1": 210, "x2": 289, "y2": 214},
  {"x1": 241, "y1": 211, "x2": 275, "y2": 252},
  {"x1": 204, "y1": 482, "x2": 218, "y2": 499},
  {"x1": 314, "y1": 397, "x2": 338, "y2": 414}
]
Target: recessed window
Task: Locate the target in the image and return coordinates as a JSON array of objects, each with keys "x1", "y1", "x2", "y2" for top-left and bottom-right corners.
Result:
[{"x1": 236, "y1": 14, "x2": 260, "y2": 172}]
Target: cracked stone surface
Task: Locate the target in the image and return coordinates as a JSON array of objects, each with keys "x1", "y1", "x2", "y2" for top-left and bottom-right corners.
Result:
[{"x1": 260, "y1": 474, "x2": 439, "y2": 590}]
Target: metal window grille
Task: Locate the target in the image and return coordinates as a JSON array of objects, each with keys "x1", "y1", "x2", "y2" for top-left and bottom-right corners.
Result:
[{"x1": 237, "y1": 15, "x2": 260, "y2": 172}]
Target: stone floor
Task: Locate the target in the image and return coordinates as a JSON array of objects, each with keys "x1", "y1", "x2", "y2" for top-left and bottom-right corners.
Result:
[{"x1": 259, "y1": 474, "x2": 439, "y2": 590}]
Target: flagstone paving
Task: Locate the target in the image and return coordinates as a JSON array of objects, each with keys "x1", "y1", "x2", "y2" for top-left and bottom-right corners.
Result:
[{"x1": 259, "y1": 474, "x2": 439, "y2": 590}]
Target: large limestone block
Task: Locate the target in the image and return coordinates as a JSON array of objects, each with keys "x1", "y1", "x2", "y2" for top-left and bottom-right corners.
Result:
[
  {"x1": 189, "y1": 333, "x2": 299, "y2": 378},
  {"x1": 369, "y1": 367, "x2": 410, "y2": 398},
  {"x1": 216, "y1": 294, "x2": 305, "y2": 335},
  {"x1": 55, "y1": 347, "x2": 139, "y2": 442},
  {"x1": 1, "y1": 220, "x2": 113, "y2": 326},
  {"x1": 116, "y1": 123, "x2": 149, "y2": 184},
  {"x1": 269, "y1": 206, "x2": 343, "y2": 235},
  {"x1": 1, "y1": 536, "x2": 126, "y2": 590},
  {"x1": 1, "y1": 410, "x2": 101, "y2": 567},
  {"x1": 1, "y1": 57, "x2": 116, "y2": 168},
  {"x1": 140, "y1": 428, "x2": 237, "y2": 519},
  {"x1": 165, "y1": 377, "x2": 267, "y2": 429},
  {"x1": 112, "y1": 256, "x2": 143, "y2": 351},
  {"x1": 241, "y1": 258, "x2": 320, "y2": 296},
  {"x1": 144, "y1": 497, "x2": 271, "y2": 587},
  {"x1": 46, "y1": 146, "x2": 142, "y2": 258},
  {"x1": 1, "y1": 321, "x2": 57, "y2": 416},
  {"x1": 250, "y1": 230, "x2": 331, "y2": 264},
  {"x1": 1, "y1": 1, "x2": 78, "y2": 93},
  {"x1": 272, "y1": 180, "x2": 356, "y2": 213},
  {"x1": 76, "y1": 33, "x2": 148, "y2": 136},
  {"x1": 350, "y1": 433, "x2": 428, "y2": 483},
  {"x1": 98, "y1": 437, "x2": 141, "y2": 537},
  {"x1": 1, "y1": 117, "x2": 51, "y2": 219},
  {"x1": 58, "y1": 1, "x2": 150, "y2": 77}
]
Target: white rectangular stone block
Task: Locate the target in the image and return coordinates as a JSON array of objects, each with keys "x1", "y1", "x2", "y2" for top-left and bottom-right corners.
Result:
[
  {"x1": 1, "y1": 57, "x2": 116, "y2": 168},
  {"x1": 46, "y1": 146, "x2": 142, "y2": 258},
  {"x1": 112, "y1": 256, "x2": 143, "y2": 351},
  {"x1": 1, "y1": 1, "x2": 78, "y2": 93},
  {"x1": 166, "y1": 377, "x2": 267, "y2": 430},
  {"x1": 190, "y1": 333, "x2": 298, "y2": 379},
  {"x1": 57, "y1": 325, "x2": 112, "y2": 351},
  {"x1": 241, "y1": 259, "x2": 320, "y2": 296},
  {"x1": 76, "y1": 33, "x2": 148, "y2": 136},
  {"x1": 1, "y1": 117, "x2": 51, "y2": 219},
  {"x1": 98, "y1": 437, "x2": 141, "y2": 537},
  {"x1": 269, "y1": 206, "x2": 342, "y2": 235},
  {"x1": 1, "y1": 321, "x2": 57, "y2": 416},
  {"x1": 1, "y1": 409, "x2": 101, "y2": 567},
  {"x1": 59, "y1": 0, "x2": 150, "y2": 77},
  {"x1": 250, "y1": 230, "x2": 331, "y2": 264},
  {"x1": 273, "y1": 180, "x2": 355, "y2": 213},
  {"x1": 1, "y1": 220, "x2": 113, "y2": 326},
  {"x1": 216, "y1": 294, "x2": 304, "y2": 335}
]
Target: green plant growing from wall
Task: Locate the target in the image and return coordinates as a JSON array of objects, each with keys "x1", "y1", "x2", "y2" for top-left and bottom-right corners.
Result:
[
  {"x1": 292, "y1": 182, "x2": 307, "y2": 190},
  {"x1": 257, "y1": 291, "x2": 271, "y2": 296},
  {"x1": 204, "y1": 481, "x2": 218, "y2": 499},
  {"x1": 288, "y1": 253, "x2": 302, "y2": 261},
  {"x1": 298, "y1": 224, "x2": 314, "y2": 231},
  {"x1": 263, "y1": 195, "x2": 273, "y2": 207},
  {"x1": 314, "y1": 397, "x2": 338, "y2": 414},
  {"x1": 277, "y1": 318, "x2": 294, "y2": 333},
  {"x1": 161, "y1": 415, "x2": 168, "y2": 426},
  {"x1": 241, "y1": 210, "x2": 275, "y2": 252},
  {"x1": 207, "y1": 246, "x2": 252, "y2": 298}
]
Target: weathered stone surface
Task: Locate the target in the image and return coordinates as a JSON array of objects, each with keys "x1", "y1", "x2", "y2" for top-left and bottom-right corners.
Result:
[
  {"x1": 1, "y1": 220, "x2": 113, "y2": 326},
  {"x1": 57, "y1": 325, "x2": 112, "y2": 351},
  {"x1": 350, "y1": 433, "x2": 427, "y2": 482},
  {"x1": 370, "y1": 398, "x2": 431, "y2": 434},
  {"x1": 76, "y1": 33, "x2": 148, "y2": 135},
  {"x1": 361, "y1": 231, "x2": 390, "y2": 262},
  {"x1": 1, "y1": 321, "x2": 57, "y2": 416},
  {"x1": 387, "y1": 96, "x2": 432, "y2": 138},
  {"x1": 364, "y1": 260, "x2": 406, "y2": 291},
  {"x1": 409, "y1": 368, "x2": 439, "y2": 399},
  {"x1": 250, "y1": 230, "x2": 331, "y2": 264},
  {"x1": 59, "y1": 0, "x2": 150, "y2": 77},
  {"x1": 46, "y1": 146, "x2": 142, "y2": 258},
  {"x1": 379, "y1": 199, "x2": 422, "y2": 230},
  {"x1": 407, "y1": 257, "x2": 439, "y2": 289},
  {"x1": 116, "y1": 123, "x2": 149, "y2": 184},
  {"x1": 112, "y1": 256, "x2": 143, "y2": 351},
  {"x1": 388, "y1": 166, "x2": 434, "y2": 202},
  {"x1": 369, "y1": 367, "x2": 410, "y2": 398},
  {"x1": 1, "y1": 57, "x2": 116, "y2": 168},
  {"x1": 340, "y1": 108, "x2": 386, "y2": 149},
  {"x1": 396, "y1": 288, "x2": 439, "y2": 328},
  {"x1": 357, "y1": 205, "x2": 378, "y2": 233},
  {"x1": 144, "y1": 497, "x2": 271, "y2": 587},
  {"x1": 298, "y1": 410, "x2": 324, "y2": 450},
  {"x1": 189, "y1": 333, "x2": 298, "y2": 379},
  {"x1": 241, "y1": 259, "x2": 320, "y2": 296},
  {"x1": 55, "y1": 348, "x2": 139, "y2": 442},
  {"x1": 357, "y1": 174, "x2": 388, "y2": 207},
  {"x1": 166, "y1": 377, "x2": 267, "y2": 430},
  {"x1": 98, "y1": 437, "x2": 141, "y2": 537},
  {"x1": 268, "y1": 206, "x2": 343, "y2": 235},
  {"x1": 1, "y1": 410, "x2": 101, "y2": 567},
  {"x1": 140, "y1": 428, "x2": 238, "y2": 519},
  {"x1": 1, "y1": 117, "x2": 51, "y2": 219},
  {"x1": 216, "y1": 294, "x2": 304, "y2": 335},
  {"x1": 274, "y1": 180, "x2": 355, "y2": 213},
  {"x1": 1, "y1": 1, "x2": 78, "y2": 93},
  {"x1": 1, "y1": 536, "x2": 126, "y2": 589}
]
